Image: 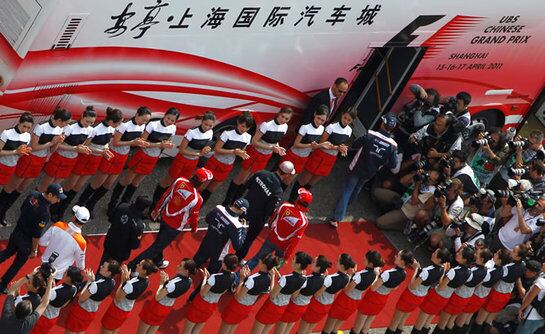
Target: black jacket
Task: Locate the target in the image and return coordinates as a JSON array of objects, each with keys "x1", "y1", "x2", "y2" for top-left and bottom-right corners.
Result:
[
  {"x1": 301, "y1": 89, "x2": 331, "y2": 125},
  {"x1": 103, "y1": 203, "x2": 144, "y2": 262}
]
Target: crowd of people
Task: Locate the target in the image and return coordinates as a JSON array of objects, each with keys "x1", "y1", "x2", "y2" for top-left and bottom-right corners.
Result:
[{"x1": 0, "y1": 77, "x2": 543, "y2": 334}]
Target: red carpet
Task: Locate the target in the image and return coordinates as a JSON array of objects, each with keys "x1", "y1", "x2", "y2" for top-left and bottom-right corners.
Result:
[{"x1": 0, "y1": 220, "x2": 421, "y2": 333}]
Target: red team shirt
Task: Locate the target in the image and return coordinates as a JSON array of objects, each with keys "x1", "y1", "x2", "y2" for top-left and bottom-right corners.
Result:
[
  {"x1": 154, "y1": 177, "x2": 203, "y2": 231},
  {"x1": 268, "y1": 203, "x2": 309, "y2": 260}
]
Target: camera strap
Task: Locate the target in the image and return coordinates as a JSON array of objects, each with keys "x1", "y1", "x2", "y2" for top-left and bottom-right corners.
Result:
[{"x1": 53, "y1": 222, "x2": 86, "y2": 251}]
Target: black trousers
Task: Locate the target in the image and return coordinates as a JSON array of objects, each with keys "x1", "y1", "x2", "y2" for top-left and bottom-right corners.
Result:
[
  {"x1": 0, "y1": 231, "x2": 32, "y2": 288},
  {"x1": 127, "y1": 221, "x2": 180, "y2": 271},
  {"x1": 236, "y1": 215, "x2": 266, "y2": 260}
]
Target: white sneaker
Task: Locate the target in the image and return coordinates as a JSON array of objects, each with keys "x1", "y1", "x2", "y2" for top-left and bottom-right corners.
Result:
[{"x1": 158, "y1": 260, "x2": 169, "y2": 269}]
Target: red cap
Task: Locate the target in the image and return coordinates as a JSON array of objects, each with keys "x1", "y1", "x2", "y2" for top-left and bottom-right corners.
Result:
[
  {"x1": 195, "y1": 168, "x2": 214, "y2": 183},
  {"x1": 296, "y1": 188, "x2": 313, "y2": 207}
]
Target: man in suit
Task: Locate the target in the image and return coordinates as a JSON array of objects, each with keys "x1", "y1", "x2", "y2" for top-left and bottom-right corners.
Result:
[{"x1": 300, "y1": 77, "x2": 349, "y2": 125}]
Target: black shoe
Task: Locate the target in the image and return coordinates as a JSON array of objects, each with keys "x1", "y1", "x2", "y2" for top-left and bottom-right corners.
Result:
[{"x1": 326, "y1": 217, "x2": 338, "y2": 228}]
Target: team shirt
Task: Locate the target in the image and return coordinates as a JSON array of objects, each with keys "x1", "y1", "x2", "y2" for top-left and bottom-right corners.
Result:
[
  {"x1": 32, "y1": 120, "x2": 64, "y2": 157},
  {"x1": 267, "y1": 203, "x2": 309, "y2": 259},
  {"x1": 203, "y1": 270, "x2": 236, "y2": 303},
  {"x1": 436, "y1": 265, "x2": 471, "y2": 298},
  {"x1": 315, "y1": 271, "x2": 350, "y2": 305},
  {"x1": 159, "y1": 274, "x2": 192, "y2": 307},
  {"x1": 291, "y1": 123, "x2": 325, "y2": 157},
  {"x1": 494, "y1": 261, "x2": 525, "y2": 294},
  {"x1": 238, "y1": 271, "x2": 271, "y2": 306},
  {"x1": 43, "y1": 283, "x2": 77, "y2": 319},
  {"x1": 321, "y1": 122, "x2": 352, "y2": 156},
  {"x1": 155, "y1": 177, "x2": 203, "y2": 231},
  {"x1": 142, "y1": 120, "x2": 177, "y2": 157},
  {"x1": 216, "y1": 129, "x2": 251, "y2": 164},
  {"x1": 410, "y1": 264, "x2": 444, "y2": 297},
  {"x1": 111, "y1": 119, "x2": 146, "y2": 155},
  {"x1": 376, "y1": 266, "x2": 406, "y2": 295},
  {"x1": 79, "y1": 274, "x2": 116, "y2": 312},
  {"x1": 183, "y1": 126, "x2": 213, "y2": 160},
  {"x1": 271, "y1": 272, "x2": 307, "y2": 306},
  {"x1": 0, "y1": 127, "x2": 31, "y2": 166},
  {"x1": 255, "y1": 119, "x2": 288, "y2": 155},
  {"x1": 292, "y1": 272, "x2": 325, "y2": 306},
  {"x1": 116, "y1": 276, "x2": 149, "y2": 311},
  {"x1": 345, "y1": 267, "x2": 377, "y2": 300},
  {"x1": 454, "y1": 265, "x2": 488, "y2": 298},
  {"x1": 15, "y1": 291, "x2": 41, "y2": 310},
  {"x1": 474, "y1": 265, "x2": 504, "y2": 298},
  {"x1": 59, "y1": 122, "x2": 93, "y2": 158},
  {"x1": 88, "y1": 121, "x2": 115, "y2": 155}
]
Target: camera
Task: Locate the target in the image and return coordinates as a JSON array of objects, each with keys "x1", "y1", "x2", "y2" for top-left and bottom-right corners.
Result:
[
  {"x1": 39, "y1": 251, "x2": 59, "y2": 279},
  {"x1": 468, "y1": 188, "x2": 493, "y2": 207},
  {"x1": 537, "y1": 218, "x2": 545, "y2": 227},
  {"x1": 508, "y1": 167, "x2": 527, "y2": 177},
  {"x1": 413, "y1": 171, "x2": 429, "y2": 183},
  {"x1": 413, "y1": 159, "x2": 429, "y2": 171},
  {"x1": 509, "y1": 139, "x2": 529, "y2": 150},
  {"x1": 434, "y1": 179, "x2": 453, "y2": 198},
  {"x1": 407, "y1": 221, "x2": 439, "y2": 245},
  {"x1": 439, "y1": 156, "x2": 454, "y2": 169},
  {"x1": 471, "y1": 138, "x2": 488, "y2": 148},
  {"x1": 449, "y1": 217, "x2": 463, "y2": 229},
  {"x1": 440, "y1": 96, "x2": 457, "y2": 114}
]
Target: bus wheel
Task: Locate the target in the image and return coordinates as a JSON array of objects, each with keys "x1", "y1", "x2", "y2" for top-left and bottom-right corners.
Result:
[{"x1": 472, "y1": 109, "x2": 504, "y2": 129}]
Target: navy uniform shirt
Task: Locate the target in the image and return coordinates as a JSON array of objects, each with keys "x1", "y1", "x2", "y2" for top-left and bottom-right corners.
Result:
[
  {"x1": 243, "y1": 170, "x2": 283, "y2": 221},
  {"x1": 14, "y1": 191, "x2": 51, "y2": 239},
  {"x1": 349, "y1": 129, "x2": 398, "y2": 180}
]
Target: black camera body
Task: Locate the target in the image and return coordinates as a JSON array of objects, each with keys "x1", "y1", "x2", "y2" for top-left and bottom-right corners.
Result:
[
  {"x1": 40, "y1": 251, "x2": 59, "y2": 279},
  {"x1": 434, "y1": 179, "x2": 453, "y2": 198},
  {"x1": 413, "y1": 171, "x2": 429, "y2": 184},
  {"x1": 439, "y1": 156, "x2": 454, "y2": 169},
  {"x1": 440, "y1": 96, "x2": 457, "y2": 114}
]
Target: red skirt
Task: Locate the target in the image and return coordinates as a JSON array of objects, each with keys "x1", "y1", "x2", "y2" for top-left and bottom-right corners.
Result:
[
  {"x1": 280, "y1": 302, "x2": 308, "y2": 323},
  {"x1": 241, "y1": 146, "x2": 272, "y2": 172},
  {"x1": 483, "y1": 289, "x2": 512, "y2": 313},
  {"x1": 0, "y1": 163, "x2": 16, "y2": 185},
  {"x1": 302, "y1": 298, "x2": 331, "y2": 323},
  {"x1": 281, "y1": 150, "x2": 308, "y2": 174},
  {"x1": 127, "y1": 149, "x2": 160, "y2": 175},
  {"x1": 420, "y1": 289, "x2": 449, "y2": 315},
  {"x1": 463, "y1": 294, "x2": 487, "y2": 314},
  {"x1": 30, "y1": 315, "x2": 57, "y2": 334},
  {"x1": 101, "y1": 302, "x2": 130, "y2": 330},
  {"x1": 168, "y1": 154, "x2": 199, "y2": 180},
  {"x1": 255, "y1": 298, "x2": 287, "y2": 325},
  {"x1": 186, "y1": 294, "x2": 217, "y2": 323},
  {"x1": 65, "y1": 302, "x2": 97, "y2": 332},
  {"x1": 73, "y1": 154, "x2": 103, "y2": 175},
  {"x1": 99, "y1": 150, "x2": 129, "y2": 175},
  {"x1": 358, "y1": 290, "x2": 389, "y2": 316},
  {"x1": 396, "y1": 288, "x2": 426, "y2": 313},
  {"x1": 15, "y1": 154, "x2": 47, "y2": 179},
  {"x1": 221, "y1": 298, "x2": 253, "y2": 325},
  {"x1": 329, "y1": 291, "x2": 359, "y2": 321},
  {"x1": 205, "y1": 156, "x2": 234, "y2": 182},
  {"x1": 139, "y1": 298, "x2": 172, "y2": 326},
  {"x1": 443, "y1": 293, "x2": 470, "y2": 315},
  {"x1": 304, "y1": 149, "x2": 337, "y2": 177},
  {"x1": 44, "y1": 152, "x2": 77, "y2": 179}
]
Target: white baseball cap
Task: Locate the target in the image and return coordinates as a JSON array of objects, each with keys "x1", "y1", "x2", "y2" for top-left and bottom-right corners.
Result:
[
  {"x1": 279, "y1": 161, "x2": 296, "y2": 175},
  {"x1": 72, "y1": 205, "x2": 90, "y2": 224}
]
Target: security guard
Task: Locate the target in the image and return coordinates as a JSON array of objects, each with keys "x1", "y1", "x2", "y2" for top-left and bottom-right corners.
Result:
[
  {"x1": 100, "y1": 195, "x2": 151, "y2": 267},
  {"x1": 0, "y1": 183, "x2": 66, "y2": 293},
  {"x1": 235, "y1": 161, "x2": 295, "y2": 261}
]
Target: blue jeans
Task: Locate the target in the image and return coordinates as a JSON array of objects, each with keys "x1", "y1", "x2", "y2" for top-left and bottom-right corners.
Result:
[
  {"x1": 330, "y1": 173, "x2": 369, "y2": 221},
  {"x1": 246, "y1": 238, "x2": 284, "y2": 270},
  {"x1": 516, "y1": 319, "x2": 545, "y2": 334}
]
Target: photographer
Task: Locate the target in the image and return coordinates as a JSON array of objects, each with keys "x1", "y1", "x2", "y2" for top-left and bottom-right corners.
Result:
[
  {"x1": 409, "y1": 113, "x2": 463, "y2": 162},
  {"x1": 469, "y1": 127, "x2": 510, "y2": 187},
  {"x1": 443, "y1": 91, "x2": 472, "y2": 130},
  {"x1": 492, "y1": 196, "x2": 545, "y2": 252},
  {"x1": 526, "y1": 160, "x2": 545, "y2": 192},
  {"x1": 375, "y1": 169, "x2": 440, "y2": 231},
  {"x1": 450, "y1": 213, "x2": 486, "y2": 252},
  {"x1": 0, "y1": 267, "x2": 54, "y2": 334},
  {"x1": 395, "y1": 84, "x2": 440, "y2": 155},
  {"x1": 426, "y1": 178, "x2": 465, "y2": 249},
  {"x1": 467, "y1": 189, "x2": 496, "y2": 236},
  {"x1": 494, "y1": 130, "x2": 545, "y2": 190},
  {"x1": 449, "y1": 150, "x2": 480, "y2": 195},
  {"x1": 38, "y1": 205, "x2": 89, "y2": 280}
]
